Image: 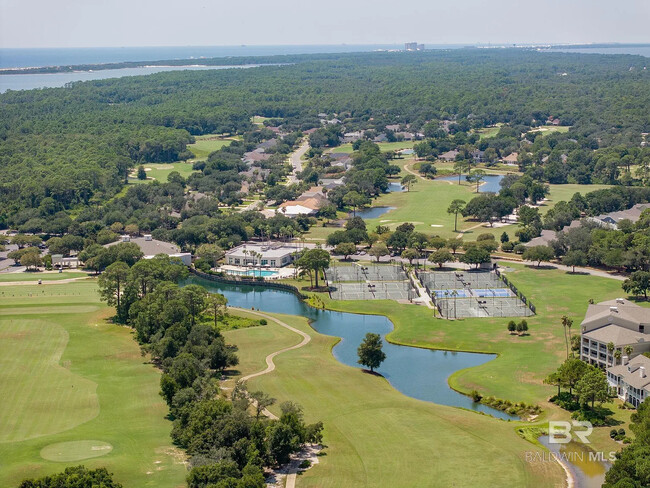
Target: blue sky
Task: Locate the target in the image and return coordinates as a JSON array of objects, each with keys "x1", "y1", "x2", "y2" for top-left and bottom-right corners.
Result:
[{"x1": 1, "y1": 0, "x2": 649, "y2": 48}]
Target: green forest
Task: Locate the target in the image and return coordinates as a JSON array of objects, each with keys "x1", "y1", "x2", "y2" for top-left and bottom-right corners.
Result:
[{"x1": 1, "y1": 49, "x2": 649, "y2": 227}]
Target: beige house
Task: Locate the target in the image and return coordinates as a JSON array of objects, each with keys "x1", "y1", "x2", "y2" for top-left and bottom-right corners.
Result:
[
  {"x1": 607, "y1": 355, "x2": 650, "y2": 408},
  {"x1": 580, "y1": 298, "x2": 650, "y2": 369}
]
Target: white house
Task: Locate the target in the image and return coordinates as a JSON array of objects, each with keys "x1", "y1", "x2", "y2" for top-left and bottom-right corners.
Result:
[{"x1": 224, "y1": 243, "x2": 298, "y2": 268}]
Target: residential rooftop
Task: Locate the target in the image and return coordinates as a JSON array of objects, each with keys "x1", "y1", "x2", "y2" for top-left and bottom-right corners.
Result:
[
  {"x1": 609, "y1": 355, "x2": 650, "y2": 390},
  {"x1": 105, "y1": 236, "x2": 181, "y2": 257}
]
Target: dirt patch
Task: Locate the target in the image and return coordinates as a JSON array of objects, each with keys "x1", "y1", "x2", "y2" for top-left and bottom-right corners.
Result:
[{"x1": 155, "y1": 446, "x2": 189, "y2": 465}]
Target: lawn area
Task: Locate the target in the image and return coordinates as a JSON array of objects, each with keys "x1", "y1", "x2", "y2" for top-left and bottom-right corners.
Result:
[
  {"x1": 539, "y1": 183, "x2": 613, "y2": 214},
  {"x1": 302, "y1": 166, "x2": 522, "y2": 241},
  {"x1": 328, "y1": 141, "x2": 416, "y2": 154},
  {"x1": 0, "y1": 271, "x2": 89, "y2": 282},
  {"x1": 361, "y1": 177, "x2": 502, "y2": 238},
  {"x1": 475, "y1": 125, "x2": 502, "y2": 140},
  {"x1": 228, "y1": 312, "x2": 565, "y2": 488},
  {"x1": 187, "y1": 135, "x2": 236, "y2": 160},
  {"x1": 306, "y1": 262, "x2": 633, "y2": 454},
  {"x1": 0, "y1": 281, "x2": 186, "y2": 488},
  {"x1": 128, "y1": 161, "x2": 196, "y2": 184},
  {"x1": 314, "y1": 263, "x2": 622, "y2": 401},
  {"x1": 252, "y1": 115, "x2": 271, "y2": 126},
  {"x1": 530, "y1": 125, "x2": 571, "y2": 136}
]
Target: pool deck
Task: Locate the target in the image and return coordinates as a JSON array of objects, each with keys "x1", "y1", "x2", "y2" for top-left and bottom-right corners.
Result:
[{"x1": 218, "y1": 265, "x2": 296, "y2": 279}]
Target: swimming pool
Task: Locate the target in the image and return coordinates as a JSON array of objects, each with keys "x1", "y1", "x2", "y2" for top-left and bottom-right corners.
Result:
[{"x1": 225, "y1": 269, "x2": 279, "y2": 278}]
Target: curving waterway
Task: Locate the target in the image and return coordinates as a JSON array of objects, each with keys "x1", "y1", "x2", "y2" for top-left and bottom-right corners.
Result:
[{"x1": 185, "y1": 276, "x2": 517, "y2": 420}]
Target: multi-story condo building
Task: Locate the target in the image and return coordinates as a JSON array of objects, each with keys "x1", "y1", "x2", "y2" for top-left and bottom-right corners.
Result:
[{"x1": 580, "y1": 298, "x2": 650, "y2": 407}]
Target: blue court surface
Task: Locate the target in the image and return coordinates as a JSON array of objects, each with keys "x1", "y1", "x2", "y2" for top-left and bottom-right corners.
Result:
[
  {"x1": 473, "y1": 288, "x2": 512, "y2": 297},
  {"x1": 433, "y1": 289, "x2": 471, "y2": 298}
]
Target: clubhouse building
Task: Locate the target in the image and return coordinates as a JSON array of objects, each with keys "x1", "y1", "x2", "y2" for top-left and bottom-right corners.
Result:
[{"x1": 224, "y1": 242, "x2": 298, "y2": 268}]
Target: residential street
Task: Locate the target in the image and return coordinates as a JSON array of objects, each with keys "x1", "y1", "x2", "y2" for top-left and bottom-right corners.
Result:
[{"x1": 286, "y1": 140, "x2": 309, "y2": 184}]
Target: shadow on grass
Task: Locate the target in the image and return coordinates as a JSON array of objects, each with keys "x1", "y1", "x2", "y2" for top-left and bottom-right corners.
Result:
[
  {"x1": 524, "y1": 264, "x2": 558, "y2": 270},
  {"x1": 360, "y1": 369, "x2": 385, "y2": 378},
  {"x1": 627, "y1": 295, "x2": 649, "y2": 304}
]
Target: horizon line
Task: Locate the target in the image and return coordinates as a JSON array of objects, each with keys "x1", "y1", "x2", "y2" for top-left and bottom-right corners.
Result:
[{"x1": 2, "y1": 41, "x2": 650, "y2": 50}]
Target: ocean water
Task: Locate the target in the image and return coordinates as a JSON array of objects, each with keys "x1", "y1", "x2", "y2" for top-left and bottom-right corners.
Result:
[
  {"x1": 0, "y1": 44, "x2": 418, "y2": 69},
  {"x1": 0, "y1": 44, "x2": 460, "y2": 93},
  {"x1": 546, "y1": 46, "x2": 650, "y2": 58},
  {"x1": 0, "y1": 64, "x2": 264, "y2": 93}
]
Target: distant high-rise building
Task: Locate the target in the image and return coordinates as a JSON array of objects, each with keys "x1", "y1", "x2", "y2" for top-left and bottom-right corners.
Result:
[{"x1": 404, "y1": 42, "x2": 425, "y2": 51}]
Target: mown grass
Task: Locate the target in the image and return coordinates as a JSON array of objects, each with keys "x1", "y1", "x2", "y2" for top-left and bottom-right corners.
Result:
[
  {"x1": 304, "y1": 153, "x2": 617, "y2": 243},
  {"x1": 475, "y1": 126, "x2": 502, "y2": 140},
  {"x1": 0, "y1": 282, "x2": 186, "y2": 488},
  {"x1": 530, "y1": 125, "x2": 570, "y2": 136},
  {"x1": 540, "y1": 183, "x2": 613, "y2": 214},
  {"x1": 128, "y1": 161, "x2": 197, "y2": 185},
  {"x1": 187, "y1": 135, "x2": 236, "y2": 160},
  {"x1": 0, "y1": 271, "x2": 88, "y2": 282},
  {"x1": 251, "y1": 115, "x2": 271, "y2": 126},
  {"x1": 328, "y1": 141, "x2": 416, "y2": 154},
  {"x1": 228, "y1": 312, "x2": 565, "y2": 487},
  {"x1": 360, "y1": 177, "x2": 491, "y2": 238}
]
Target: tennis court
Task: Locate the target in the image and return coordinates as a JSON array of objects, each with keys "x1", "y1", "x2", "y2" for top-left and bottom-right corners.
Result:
[
  {"x1": 432, "y1": 289, "x2": 471, "y2": 298},
  {"x1": 325, "y1": 265, "x2": 364, "y2": 282},
  {"x1": 326, "y1": 264, "x2": 416, "y2": 301},
  {"x1": 329, "y1": 280, "x2": 417, "y2": 301},
  {"x1": 416, "y1": 269, "x2": 534, "y2": 319},
  {"x1": 473, "y1": 288, "x2": 513, "y2": 298}
]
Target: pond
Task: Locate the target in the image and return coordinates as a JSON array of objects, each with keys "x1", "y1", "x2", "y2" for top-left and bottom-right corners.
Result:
[
  {"x1": 354, "y1": 206, "x2": 396, "y2": 219},
  {"x1": 538, "y1": 436, "x2": 610, "y2": 488},
  {"x1": 185, "y1": 276, "x2": 518, "y2": 420},
  {"x1": 437, "y1": 174, "x2": 505, "y2": 193},
  {"x1": 387, "y1": 182, "x2": 405, "y2": 192}
]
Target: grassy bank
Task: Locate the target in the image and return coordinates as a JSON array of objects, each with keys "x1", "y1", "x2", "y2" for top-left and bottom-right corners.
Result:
[
  {"x1": 0, "y1": 281, "x2": 186, "y2": 488},
  {"x1": 226, "y1": 312, "x2": 565, "y2": 487}
]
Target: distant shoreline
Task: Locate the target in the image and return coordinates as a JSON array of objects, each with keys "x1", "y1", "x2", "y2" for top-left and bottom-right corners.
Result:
[
  {"x1": 0, "y1": 59, "x2": 280, "y2": 75},
  {"x1": 2, "y1": 43, "x2": 649, "y2": 75}
]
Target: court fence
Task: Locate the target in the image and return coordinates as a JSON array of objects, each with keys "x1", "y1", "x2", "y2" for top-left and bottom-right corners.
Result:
[{"x1": 415, "y1": 268, "x2": 536, "y2": 319}]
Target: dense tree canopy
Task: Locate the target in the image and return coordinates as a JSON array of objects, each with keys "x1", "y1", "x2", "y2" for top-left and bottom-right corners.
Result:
[{"x1": 3, "y1": 49, "x2": 649, "y2": 227}]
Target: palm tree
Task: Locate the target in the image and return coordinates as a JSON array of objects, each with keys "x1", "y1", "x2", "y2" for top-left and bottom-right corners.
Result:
[
  {"x1": 447, "y1": 199, "x2": 466, "y2": 233},
  {"x1": 614, "y1": 350, "x2": 622, "y2": 366},
  {"x1": 561, "y1": 315, "x2": 573, "y2": 359},
  {"x1": 624, "y1": 345, "x2": 634, "y2": 359}
]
